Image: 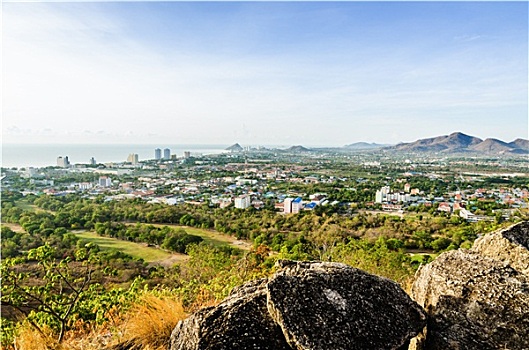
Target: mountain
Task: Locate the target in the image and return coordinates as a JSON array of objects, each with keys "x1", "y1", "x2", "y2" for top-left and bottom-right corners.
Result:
[
  {"x1": 392, "y1": 132, "x2": 528, "y2": 154},
  {"x1": 469, "y1": 138, "x2": 513, "y2": 153},
  {"x1": 344, "y1": 142, "x2": 387, "y2": 150},
  {"x1": 394, "y1": 132, "x2": 482, "y2": 153},
  {"x1": 225, "y1": 143, "x2": 243, "y2": 152},
  {"x1": 285, "y1": 145, "x2": 311, "y2": 153},
  {"x1": 509, "y1": 138, "x2": 529, "y2": 151}
]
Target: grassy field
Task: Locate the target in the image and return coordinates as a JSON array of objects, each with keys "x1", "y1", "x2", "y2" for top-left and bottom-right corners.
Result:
[
  {"x1": 15, "y1": 200, "x2": 55, "y2": 214},
  {"x1": 15, "y1": 200, "x2": 40, "y2": 212},
  {"x1": 72, "y1": 231, "x2": 186, "y2": 263},
  {"x1": 148, "y1": 224, "x2": 253, "y2": 251}
]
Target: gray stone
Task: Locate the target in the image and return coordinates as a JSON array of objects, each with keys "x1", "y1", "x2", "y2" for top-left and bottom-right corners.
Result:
[
  {"x1": 267, "y1": 261, "x2": 427, "y2": 350},
  {"x1": 170, "y1": 278, "x2": 291, "y2": 350},
  {"x1": 171, "y1": 261, "x2": 427, "y2": 350},
  {"x1": 472, "y1": 221, "x2": 529, "y2": 275},
  {"x1": 410, "y1": 249, "x2": 529, "y2": 350}
]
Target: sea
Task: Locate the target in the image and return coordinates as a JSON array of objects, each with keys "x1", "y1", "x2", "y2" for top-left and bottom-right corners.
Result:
[{"x1": 1, "y1": 144, "x2": 229, "y2": 169}]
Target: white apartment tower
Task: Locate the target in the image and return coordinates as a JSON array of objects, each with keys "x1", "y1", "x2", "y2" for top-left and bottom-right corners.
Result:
[
  {"x1": 234, "y1": 195, "x2": 251, "y2": 209},
  {"x1": 98, "y1": 176, "x2": 112, "y2": 187},
  {"x1": 163, "y1": 148, "x2": 171, "y2": 160},
  {"x1": 375, "y1": 191, "x2": 383, "y2": 203},
  {"x1": 57, "y1": 156, "x2": 70, "y2": 168},
  {"x1": 284, "y1": 198, "x2": 293, "y2": 213}
]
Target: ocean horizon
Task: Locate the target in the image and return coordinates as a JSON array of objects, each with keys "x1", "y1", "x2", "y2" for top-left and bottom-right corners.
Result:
[{"x1": 1, "y1": 144, "x2": 230, "y2": 169}]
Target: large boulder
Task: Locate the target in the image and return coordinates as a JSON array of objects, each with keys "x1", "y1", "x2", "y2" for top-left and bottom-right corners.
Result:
[
  {"x1": 170, "y1": 278, "x2": 291, "y2": 350},
  {"x1": 472, "y1": 221, "x2": 529, "y2": 275},
  {"x1": 267, "y1": 261, "x2": 426, "y2": 350},
  {"x1": 170, "y1": 260, "x2": 427, "y2": 350},
  {"x1": 410, "y1": 222, "x2": 529, "y2": 350}
]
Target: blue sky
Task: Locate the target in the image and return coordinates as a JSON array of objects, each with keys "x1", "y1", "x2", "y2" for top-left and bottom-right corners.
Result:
[{"x1": 3, "y1": 1, "x2": 527, "y2": 146}]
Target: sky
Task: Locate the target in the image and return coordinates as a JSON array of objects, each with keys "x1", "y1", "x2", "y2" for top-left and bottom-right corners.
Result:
[{"x1": 2, "y1": 1, "x2": 528, "y2": 146}]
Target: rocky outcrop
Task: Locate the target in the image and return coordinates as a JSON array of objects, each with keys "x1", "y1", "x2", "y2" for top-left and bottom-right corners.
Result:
[
  {"x1": 472, "y1": 221, "x2": 529, "y2": 275},
  {"x1": 410, "y1": 221, "x2": 529, "y2": 350},
  {"x1": 268, "y1": 261, "x2": 426, "y2": 350},
  {"x1": 170, "y1": 278, "x2": 291, "y2": 350},
  {"x1": 171, "y1": 260, "x2": 427, "y2": 350}
]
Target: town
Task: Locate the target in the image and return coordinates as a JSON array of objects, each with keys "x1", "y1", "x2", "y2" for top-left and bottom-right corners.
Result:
[{"x1": 2, "y1": 146, "x2": 528, "y2": 224}]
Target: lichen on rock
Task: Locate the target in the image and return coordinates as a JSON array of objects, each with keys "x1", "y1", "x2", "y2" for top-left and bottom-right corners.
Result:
[
  {"x1": 410, "y1": 221, "x2": 529, "y2": 350},
  {"x1": 266, "y1": 261, "x2": 426, "y2": 350},
  {"x1": 170, "y1": 261, "x2": 427, "y2": 350}
]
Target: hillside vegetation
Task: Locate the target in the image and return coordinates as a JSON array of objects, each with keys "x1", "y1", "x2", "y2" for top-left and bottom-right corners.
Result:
[{"x1": 1, "y1": 190, "x2": 525, "y2": 349}]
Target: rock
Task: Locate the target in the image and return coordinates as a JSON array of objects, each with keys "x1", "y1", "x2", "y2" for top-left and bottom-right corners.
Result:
[
  {"x1": 267, "y1": 261, "x2": 427, "y2": 350},
  {"x1": 170, "y1": 261, "x2": 427, "y2": 350},
  {"x1": 410, "y1": 249, "x2": 529, "y2": 350},
  {"x1": 472, "y1": 221, "x2": 529, "y2": 275},
  {"x1": 170, "y1": 278, "x2": 291, "y2": 350}
]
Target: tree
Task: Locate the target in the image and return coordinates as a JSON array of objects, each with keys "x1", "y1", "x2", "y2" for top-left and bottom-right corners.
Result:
[
  {"x1": 161, "y1": 230, "x2": 203, "y2": 253},
  {"x1": 431, "y1": 237, "x2": 452, "y2": 252},
  {"x1": 1, "y1": 245, "x2": 94, "y2": 342}
]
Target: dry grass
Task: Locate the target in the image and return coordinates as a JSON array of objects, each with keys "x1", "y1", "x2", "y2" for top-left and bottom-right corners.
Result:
[
  {"x1": 11, "y1": 324, "x2": 58, "y2": 350},
  {"x1": 116, "y1": 294, "x2": 188, "y2": 350},
  {"x1": 7, "y1": 295, "x2": 190, "y2": 350}
]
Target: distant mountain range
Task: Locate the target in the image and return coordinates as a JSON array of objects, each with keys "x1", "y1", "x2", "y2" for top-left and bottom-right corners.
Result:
[
  {"x1": 228, "y1": 133, "x2": 528, "y2": 155},
  {"x1": 344, "y1": 142, "x2": 389, "y2": 150},
  {"x1": 391, "y1": 132, "x2": 528, "y2": 154}
]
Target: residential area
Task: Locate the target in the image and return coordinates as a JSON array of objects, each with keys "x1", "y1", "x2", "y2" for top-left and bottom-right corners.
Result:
[{"x1": 2, "y1": 148, "x2": 528, "y2": 223}]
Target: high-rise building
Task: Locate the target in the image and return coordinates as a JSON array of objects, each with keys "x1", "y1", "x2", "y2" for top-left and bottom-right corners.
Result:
[
  {"x1": 155, "y1": 148, "x2": 162, "y2": 160},
  {"x1": 375, "y1": 186, "x2": 391, "y2": 203},
  {"x1": 284, "y1": 198, "x2": 293, "y2": 213},
  {"x1": 89, "y1": 157, "x2": 96, "y2": 166},
  {"x1": 284, "y1": 197, "x2": 303, "y2": 213},
  {"x1": 375, "y1": 190, "x2": 383, "y2": 203},
  {"x1": 57, "y1": 156, "x2": 70, "y2": 168},
  {"x1": 127, "y1": 153, "x2": 139, "y2": 164},
  {"x1": 98, "y1": 176, "x2": 112, "y2": 187},
  {"x1": 291, "y1": 197, "x2": 303, "y2": 213},
  {"x1": 234, "y1": 195, "x2": 251, "y2": 209},
  {"x1": 163, "y1": 148, "x2": 171, "y2": 160},
  {"x1": 184, "y1": 151, "x2": 191, "y2": 159}
]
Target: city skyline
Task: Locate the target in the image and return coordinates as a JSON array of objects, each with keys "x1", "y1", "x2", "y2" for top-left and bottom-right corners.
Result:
[{"x1": 3, "y1": 1, "x2": 528, "y2": 146}]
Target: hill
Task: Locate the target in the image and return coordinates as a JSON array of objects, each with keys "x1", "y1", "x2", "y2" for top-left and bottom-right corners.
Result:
[
  {"x1": 393, "y1": 132, "x2": 482, "y2": 153},
  {"x1": 284, "y1": 145, "x2": 311, "y2": 153},
  {"x1": 392, "y1": 132, "x2": 528, "y2": 154},
  {"x1": 225, "y1": 143, "x2": 243, "y2": 152},
  {"x1": 509, "y1": 138, "x2": 529, "y2": 151},
  {"x1": 344, "y1": 142, "x2": 388, "y2": 150},
  {"x1": 469, "y1": 138, "x2": 514, "y2": 153}
]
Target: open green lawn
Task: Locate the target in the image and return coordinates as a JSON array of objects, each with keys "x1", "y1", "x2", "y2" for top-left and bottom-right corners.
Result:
[
  {"x1": 72, "y1": 231, "x2": 179, "y2": 263},
  {"x1": 15, "y1": 200, "x2": 54, "y2": 214},
  {"x1": 15, "y1": 200, "x2": 39, "y2": 212},
  {"x1": 148, "y1": 224, "x2": 252, "y2": 251}
]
